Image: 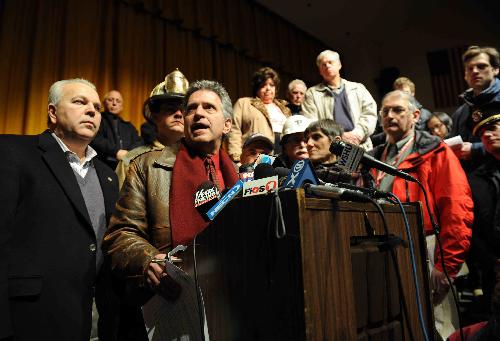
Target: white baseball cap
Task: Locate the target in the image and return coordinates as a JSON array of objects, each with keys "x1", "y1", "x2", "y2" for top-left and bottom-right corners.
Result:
[{"x1": 281, "y1": 115, "x2": 311, "y2": 140}]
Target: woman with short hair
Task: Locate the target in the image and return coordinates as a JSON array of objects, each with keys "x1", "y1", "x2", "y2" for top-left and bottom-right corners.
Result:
[
  {"x1": 304, "y1": 119, "x2": 356, "y2": 184},
  {"x1": 227, "y1": 67, "x2": 291, "y2": 162}
]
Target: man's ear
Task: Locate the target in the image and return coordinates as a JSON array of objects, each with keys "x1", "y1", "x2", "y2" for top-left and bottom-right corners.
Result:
[
  {"x1": 412, "y1": 109, "x2": 421, "y2": 124},
  {"x1": 493, "y1": 67, "x2": 499, "y2": 77},
  {"x1": 47, "y1": 104, "x2": 57, "y2": 125},
  {"x1": 222, "y1": 118, "x2": 232, "y2": 135}
]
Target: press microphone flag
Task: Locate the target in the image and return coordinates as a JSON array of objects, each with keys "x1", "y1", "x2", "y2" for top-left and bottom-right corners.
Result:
[
  {"x1": 206, "y1": 180, "x2": 244, "y2": 221},
  {"x1": 193, "y1": 181, "x2": 221, "y2": 220},
  {"x1": 332, "y1": 140, "x2": 364, "y2": 172},
  {"x1": 330, "y1": 140, "x2": 417, "y2": 182},
  {"x1": 242, "y1": 175, "x2": 279, "y2": 197},
  {"x1": 283, "y1": 159, "x2": 319, "y2": 189}
]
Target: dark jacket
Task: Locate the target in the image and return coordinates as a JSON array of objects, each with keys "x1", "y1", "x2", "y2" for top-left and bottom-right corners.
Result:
[
  {"x1": 91, "y1": 111, "x2": 143, "y2": 169},
  {"x1": 287, "y1": 103, "x2": 303, "y2": 116},
  {"x1": 0, "y1": 131, "x2": 118, "y2": 340},
  {"x1": 414, "y1": 99, "x2": 433, "y2": 131},
  {"x1": 468, "y1": 156, "x2": 500, "y2": 259},
  {"x1": 467, "y1": 156, "x2": 500, "y2": 312},
  {"x1": 451, "y1": 78, "x2": 500, "y2": 172},
  {"x1": 272, "y1": 153, "x2": 293, "y2": 169}
]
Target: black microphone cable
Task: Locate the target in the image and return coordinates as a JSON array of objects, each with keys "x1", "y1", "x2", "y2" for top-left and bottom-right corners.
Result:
[
  {"x1": 192, "y1": 236, "x2": 207, "y2": 341},
  {"x1": 388, "y1": 192, "x2": 432, "y2": 341},
  {"x1": 269, "y1": 190, "x2": 286, "y2": 239},
  {"x1": 364, "y1": 196, "x2": 416, "y2": 341},
  {"x1": 414, "y1": 179, "x2": 465, "y2": 341}
]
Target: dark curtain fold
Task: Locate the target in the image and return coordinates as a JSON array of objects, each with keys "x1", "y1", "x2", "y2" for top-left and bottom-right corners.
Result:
[{"x1": 0, "y1": 0, "x2": 329, "y2": 135}]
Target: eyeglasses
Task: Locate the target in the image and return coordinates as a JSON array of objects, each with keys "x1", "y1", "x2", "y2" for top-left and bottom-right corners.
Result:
[{"x1": 380, "y1": 106, "x2": 408, "y2": 117}]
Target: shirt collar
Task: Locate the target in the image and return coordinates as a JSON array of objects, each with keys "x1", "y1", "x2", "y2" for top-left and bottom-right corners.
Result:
[
  {"x1": 324, "y1": 78, "x2": 344, "y2": 91},
  {"x1": 51, "y1": 132, "x2": 97, "y2": 164},
  {"x1": 206, "y1": 151, "x2": 220, "y2": 170},
  {"x1": 388, "y1": 130, "x2": 414, "y2": 150}
]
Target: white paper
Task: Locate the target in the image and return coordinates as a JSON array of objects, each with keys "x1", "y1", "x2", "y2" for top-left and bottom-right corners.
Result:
[{"x1": 443, "y1": 135, "x2": 463, "y2": 147}]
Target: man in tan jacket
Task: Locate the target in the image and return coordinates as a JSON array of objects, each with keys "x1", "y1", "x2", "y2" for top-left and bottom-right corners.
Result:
[{"x1": 302, "y1": 50, "x2": 377, "y2": 150}]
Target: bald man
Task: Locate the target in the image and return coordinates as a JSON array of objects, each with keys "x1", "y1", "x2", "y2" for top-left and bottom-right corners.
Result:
[{"x1": 91, "y1": 90, "x2": 143, "y2": 169}]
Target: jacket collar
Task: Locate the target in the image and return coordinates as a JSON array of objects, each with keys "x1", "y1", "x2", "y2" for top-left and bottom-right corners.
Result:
[
  {"x1": 398, "y1": 131, "x2": 443, "y2": 169},
  {"x1": 315, "y1": 79, "x2": 356, "y2": 93},
  {"x1": 38, "y1": 130, "x2": 95, "y2": 232},
  {"x1": 249, "y1": 97, "x2": 291, "y2": 119},
  {"x1": 153, "y1": 141, "x2": 180, "y2": 168},
  {"x1": 372, "y1": 130, "x2": 442, "y2": 169},
  {"x1": 93, "y1": 159, "x2": 119, "y2": 225},
  {"x1": 461, "y1": 78, "x2": 500, "y2": 106}
]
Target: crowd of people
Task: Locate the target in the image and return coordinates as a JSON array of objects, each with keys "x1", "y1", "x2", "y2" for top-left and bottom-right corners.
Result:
[{"x1": 1, "y1": 45, "x2": 499, "y2": 341}]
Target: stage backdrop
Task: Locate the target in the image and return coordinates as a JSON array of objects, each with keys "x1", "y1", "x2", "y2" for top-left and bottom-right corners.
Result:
[{"x1": 0, "y1": 0, "x2": 329, "y2": 135}]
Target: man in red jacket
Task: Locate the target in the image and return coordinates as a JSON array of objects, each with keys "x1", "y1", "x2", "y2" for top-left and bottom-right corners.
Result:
[{"x1": 371, "y1": 90, "x2": 473, "y2": 339}]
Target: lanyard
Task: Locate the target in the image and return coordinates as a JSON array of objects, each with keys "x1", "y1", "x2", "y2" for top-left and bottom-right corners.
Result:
[{"x1": 375, "y1": 137, "x2": 414, "y2": 187}]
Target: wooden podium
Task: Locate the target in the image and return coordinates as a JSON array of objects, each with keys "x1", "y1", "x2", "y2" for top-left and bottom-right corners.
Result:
[{"x1": 185, "y1": 189, "x2": 434, "y2": 340}]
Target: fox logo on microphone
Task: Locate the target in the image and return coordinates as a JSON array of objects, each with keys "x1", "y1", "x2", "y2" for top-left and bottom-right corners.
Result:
[{"x1": 194, "y1": 186, "x2": 220, "y2": 207}]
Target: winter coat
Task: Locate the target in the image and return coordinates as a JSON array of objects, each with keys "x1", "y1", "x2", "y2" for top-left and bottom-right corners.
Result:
[
  {"x1": 371, "y1": 131, "x2": 473, "y2": 276},
  {"x1": 227, "y1": 97, "x2": 291, "y2": 162},
  {"x1": 302, "y1": 79, "x2": 377, "y2": 150}
]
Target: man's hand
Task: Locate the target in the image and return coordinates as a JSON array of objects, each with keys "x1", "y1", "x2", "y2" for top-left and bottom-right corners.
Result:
[
  {"x1": 146, "y1": 253, "x2": 182, "y2": 301},
  {"x1": 451, "y1": 142, "x2": 472, "y2": 160},
  {"x1": 431, "y1": 268, "x2": 452, "y2": 305},
  {"x1": 116, "y1": 149, "x2": 128, "y2": 160},
  {"x1": 342, "y1": 131, "x2": 363, "y2": 145},
  {"x1": 146, "y1": 253, "x2": 167, "y2": 288}
]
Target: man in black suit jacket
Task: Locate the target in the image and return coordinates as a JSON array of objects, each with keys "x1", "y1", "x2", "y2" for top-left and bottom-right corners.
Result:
[
  {"x1": 0, "y1": 79, "x2": 119, "y2": 340},
  {"x1": 91, "y1": 90, "x2": 143, "y2": 169}
]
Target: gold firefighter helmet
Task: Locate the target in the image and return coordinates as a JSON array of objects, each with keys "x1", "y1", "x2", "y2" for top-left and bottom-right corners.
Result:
[{"x1": 144, "y1": 68, "x2": 189, "y2": 122}]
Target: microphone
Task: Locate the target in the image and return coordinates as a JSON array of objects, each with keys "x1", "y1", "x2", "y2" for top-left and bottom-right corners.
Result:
[
  {"x1": 322, "y1": 181, "x2": 391, "y2": 199},
  {"x1": 254, "y1": 163, "x2": 276, "y2": 180},
  {"x1": 273, "y1": 167, "x2": 290, "y2": 178},
  {"x1": 330, "y1": 140, "x2": 417, "y2": 183},
  {"x1": 279, "y1": 159, "x2": 372, "y2": 202},
  {"x1": 240, "y1": 163, "x2": 279, "y2": 197},
  {"x1": 239, "y1": 163, "x2": 254, "y2": 182},
  {"x1": 206, "y1": 180, "x2": 244, "y2": 221},
  {"x1": 303, "y1": 183, "x2": 371, "y2": 202},
  {"x1": 253, "y1": 153, "x2": 276, "y2": 166},
  {"x1": 282, "y1": 159, "x2": 319, "y2": 189},
  {"x1": 193, "y1": 181, "x2": 221, "y2": 219}
]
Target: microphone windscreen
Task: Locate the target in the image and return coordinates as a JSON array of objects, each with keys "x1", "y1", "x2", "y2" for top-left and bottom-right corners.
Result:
[
  {"x1": 273, "y1": 167, "x2": 290, "y2": 178},
  {"x1": 329, "y1": 140, "x2": 345, "y2": 156},
  {"x1": 254, "y1": 163, "x2": 276, "y2": 180},
  {"x1": 239, "y1": 163, "x2": 254, "y2": 174},
  {"x1": 194, "y1": 181, "x2": 220, "y2": 208}
]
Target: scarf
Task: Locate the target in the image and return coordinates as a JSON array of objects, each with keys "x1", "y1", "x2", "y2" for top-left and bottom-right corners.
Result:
[{"x1": 169, "y1": 140, "x2": 239, "y2": 246}]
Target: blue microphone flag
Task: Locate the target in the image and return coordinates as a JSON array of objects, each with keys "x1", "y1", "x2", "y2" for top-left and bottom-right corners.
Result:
[{"x1": 283, "y1": 159, "x2": 319, "y2": 189}]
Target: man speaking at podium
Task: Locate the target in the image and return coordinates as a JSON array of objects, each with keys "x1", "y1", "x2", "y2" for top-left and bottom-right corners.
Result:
[
  {"x1": 371, "y1": 90, "x2": 473, "y2": 339},
  {"x1": 103, "y1": 80, "x2": 237, "y2": 325}
]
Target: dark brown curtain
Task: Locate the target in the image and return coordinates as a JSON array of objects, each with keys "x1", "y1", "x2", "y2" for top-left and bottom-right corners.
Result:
[{"x1": 0, "y1": 0, "x2": 328, "y2": 134}]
